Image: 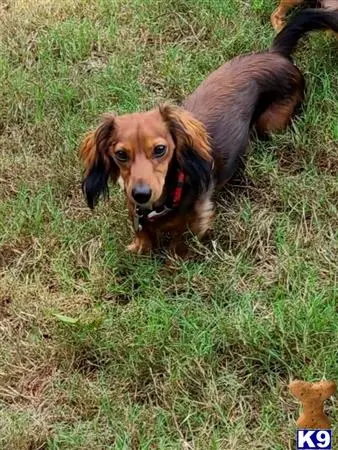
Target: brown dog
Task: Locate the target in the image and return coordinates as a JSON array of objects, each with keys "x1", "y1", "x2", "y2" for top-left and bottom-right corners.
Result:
[
  {"x1": 271, "y1": 0, "x2": 338, "y2": 31},
  {"x1": 80, "y1": 9, "x2": 338, "y2": 254}
]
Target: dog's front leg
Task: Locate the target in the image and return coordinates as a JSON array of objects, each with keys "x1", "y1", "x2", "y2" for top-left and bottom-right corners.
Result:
[
  {"x1": 190, "y1": 196, "x2": 215, "y2": 239},
  {"x1": 127, "y1": 230, "x2": 153, "y2": 254},
  {"x1": 167, "y1": 197, "x2": 215, "y2": 258},
  {"x1": 168, "y1": 234, "x2": 189, "y2": 258}
]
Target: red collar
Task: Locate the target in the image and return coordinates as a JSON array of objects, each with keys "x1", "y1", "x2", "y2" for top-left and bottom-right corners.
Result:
[
  {"x1": 133, "y1": 170, "x2": 185, "y2": 231},
  {"x1": 171, "y1": 170, "x2": 185, "y2": 208}
]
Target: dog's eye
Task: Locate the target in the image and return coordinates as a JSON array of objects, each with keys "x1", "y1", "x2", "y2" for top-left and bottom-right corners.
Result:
[
  {"x1": 115, "y1": 150, "x2": 129, "y2": 162},
  {"x1": 153, "y1": 145, "x2": 167, "y2": 158}
]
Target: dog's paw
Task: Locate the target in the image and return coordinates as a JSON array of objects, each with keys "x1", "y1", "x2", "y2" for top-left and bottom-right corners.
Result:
[
  {"x1": 127, "y1": 236, "x2": 152, "y2": 254},
  {"x1": 127, "y1": 241, "x2": 143, "y2": 253},
  {"x1": 271, "y1": 11, "x2": 286, "y2": 32}
]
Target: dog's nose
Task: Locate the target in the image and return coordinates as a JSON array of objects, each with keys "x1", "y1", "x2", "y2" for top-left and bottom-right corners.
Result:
[{"x1": 132, "y1": 184, "x2": 152, "y2": 204}]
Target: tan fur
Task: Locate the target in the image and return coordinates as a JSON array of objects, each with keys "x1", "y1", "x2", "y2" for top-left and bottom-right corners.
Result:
[
  {"x1": 160, "y1": 104, "x2": 212, "y2": 163},
  {"x1": 117, "y1": 176, "x2": 124, "y2": 190},
  {"x1": 322, "y1": 0, "x2": 338, "y2": 10},
  {"x1": 127, "y1": 230, "x2": 153, "y2": 254},
  {"x1": 271, "y1": 0, "x2": 338, "y2": 31},
  {"x1": 79, "y1": 116, "x2": 119, "y2": 182},
  {"x1": 256, "y1": 92, "x2": 302, "y2": 135},
  {"x1": 191, "y1": 196, "x2": 215, "y2": 238},
  {"x1": 79, "y1": 131, "x2": 97, "y2": 175},
  {"x1": 271, "y1": 0, "x2": 303, "y2": 31}
]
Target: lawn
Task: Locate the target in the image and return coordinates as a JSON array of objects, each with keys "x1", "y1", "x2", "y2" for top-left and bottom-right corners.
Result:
[{"x1": 0, "y1": 0, "x2": 337, "y2": 448}]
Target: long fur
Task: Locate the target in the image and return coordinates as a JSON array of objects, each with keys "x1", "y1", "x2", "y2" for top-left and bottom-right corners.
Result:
[
  {"x1": 79, "y1": 116, "x2": 119, "y2": 208},
  {"x1": 160, "y1": 105, "x2": 213, "y2": 197}
]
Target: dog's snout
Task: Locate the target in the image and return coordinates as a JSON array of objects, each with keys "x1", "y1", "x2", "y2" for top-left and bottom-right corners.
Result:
[{"x1": 132, "y1": 183, "x2": 152, "y2": 204}]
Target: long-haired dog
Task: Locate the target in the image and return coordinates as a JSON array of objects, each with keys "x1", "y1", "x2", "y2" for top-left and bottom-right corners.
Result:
[
  {"x1": 80, "y1": 9, "x2": 338, "y2": 255},
  {"x1": 271, "y1": 0, "x2": 338, "y2": 31}
]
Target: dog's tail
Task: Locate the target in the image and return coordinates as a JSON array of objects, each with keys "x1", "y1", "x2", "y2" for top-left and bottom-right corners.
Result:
[{"x1": 271, "y1": 8, "x2": 338, "y2": 58}]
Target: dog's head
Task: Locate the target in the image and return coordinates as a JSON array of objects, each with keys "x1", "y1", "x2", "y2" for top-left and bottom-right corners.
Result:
[{"x1": 79, "y1": 105, "x2": 212, "y2": 209}]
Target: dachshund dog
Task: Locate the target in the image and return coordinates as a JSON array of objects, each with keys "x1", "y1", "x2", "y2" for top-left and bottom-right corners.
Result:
[
  {"x1": 271, "y1": 0, "x2": 338, "y2": 31},
  {"x1": 80, "y1": 9, "x2": 338, "y2": 255}
]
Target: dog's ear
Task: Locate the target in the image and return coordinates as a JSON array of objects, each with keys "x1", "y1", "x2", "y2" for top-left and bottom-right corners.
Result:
[
  {"x1": 160, "y1": 104, "x2": 212, "y2": 194},
  {"x1": 79, "y1": 115, "x2": 120, "y2": 209}
]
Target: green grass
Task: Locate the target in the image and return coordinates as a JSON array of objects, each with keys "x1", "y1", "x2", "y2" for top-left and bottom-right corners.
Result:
[{"x1": 0, "y1": 0, "x2": 337, "y2": 448}]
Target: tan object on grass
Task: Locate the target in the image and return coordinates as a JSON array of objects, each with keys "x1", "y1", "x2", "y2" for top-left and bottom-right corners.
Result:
[{"x1": 289, "y1": 380, "x2": 336, "y2": 429}]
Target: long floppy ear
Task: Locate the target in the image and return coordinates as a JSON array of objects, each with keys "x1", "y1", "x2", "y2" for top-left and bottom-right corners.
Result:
[
  {"x1": 79, "y1": 115, "x2": 119, "y2": 209},
  {"x1": 160, "y1": 104, "x2": 213, "y2": 194}
]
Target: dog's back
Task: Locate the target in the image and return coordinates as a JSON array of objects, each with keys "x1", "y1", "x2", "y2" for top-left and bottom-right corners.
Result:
[
  {"x1": 185, "y1": 8, "x2": 338, "y2": 187},
  {"x1": 184, "y1": 53, "x2": 302, "y2": 185}
]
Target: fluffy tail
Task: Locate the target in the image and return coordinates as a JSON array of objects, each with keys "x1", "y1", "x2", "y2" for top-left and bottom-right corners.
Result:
[{"x1": 271, "y1": 8, "x2": 338, "y2": 58}]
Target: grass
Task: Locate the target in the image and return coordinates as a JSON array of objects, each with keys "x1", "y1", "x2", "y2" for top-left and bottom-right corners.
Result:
[{"x1": 0, "y1": 0, "x2": 337, "y2": 448}]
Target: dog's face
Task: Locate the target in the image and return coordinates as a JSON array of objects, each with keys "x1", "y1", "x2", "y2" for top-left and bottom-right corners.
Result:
[
  {"x1": 80, "y1": 105, "x2": 212, "y2": 210},
  {"x1": 109, "y1": 110, "x2": 176, "y2": 207}
]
